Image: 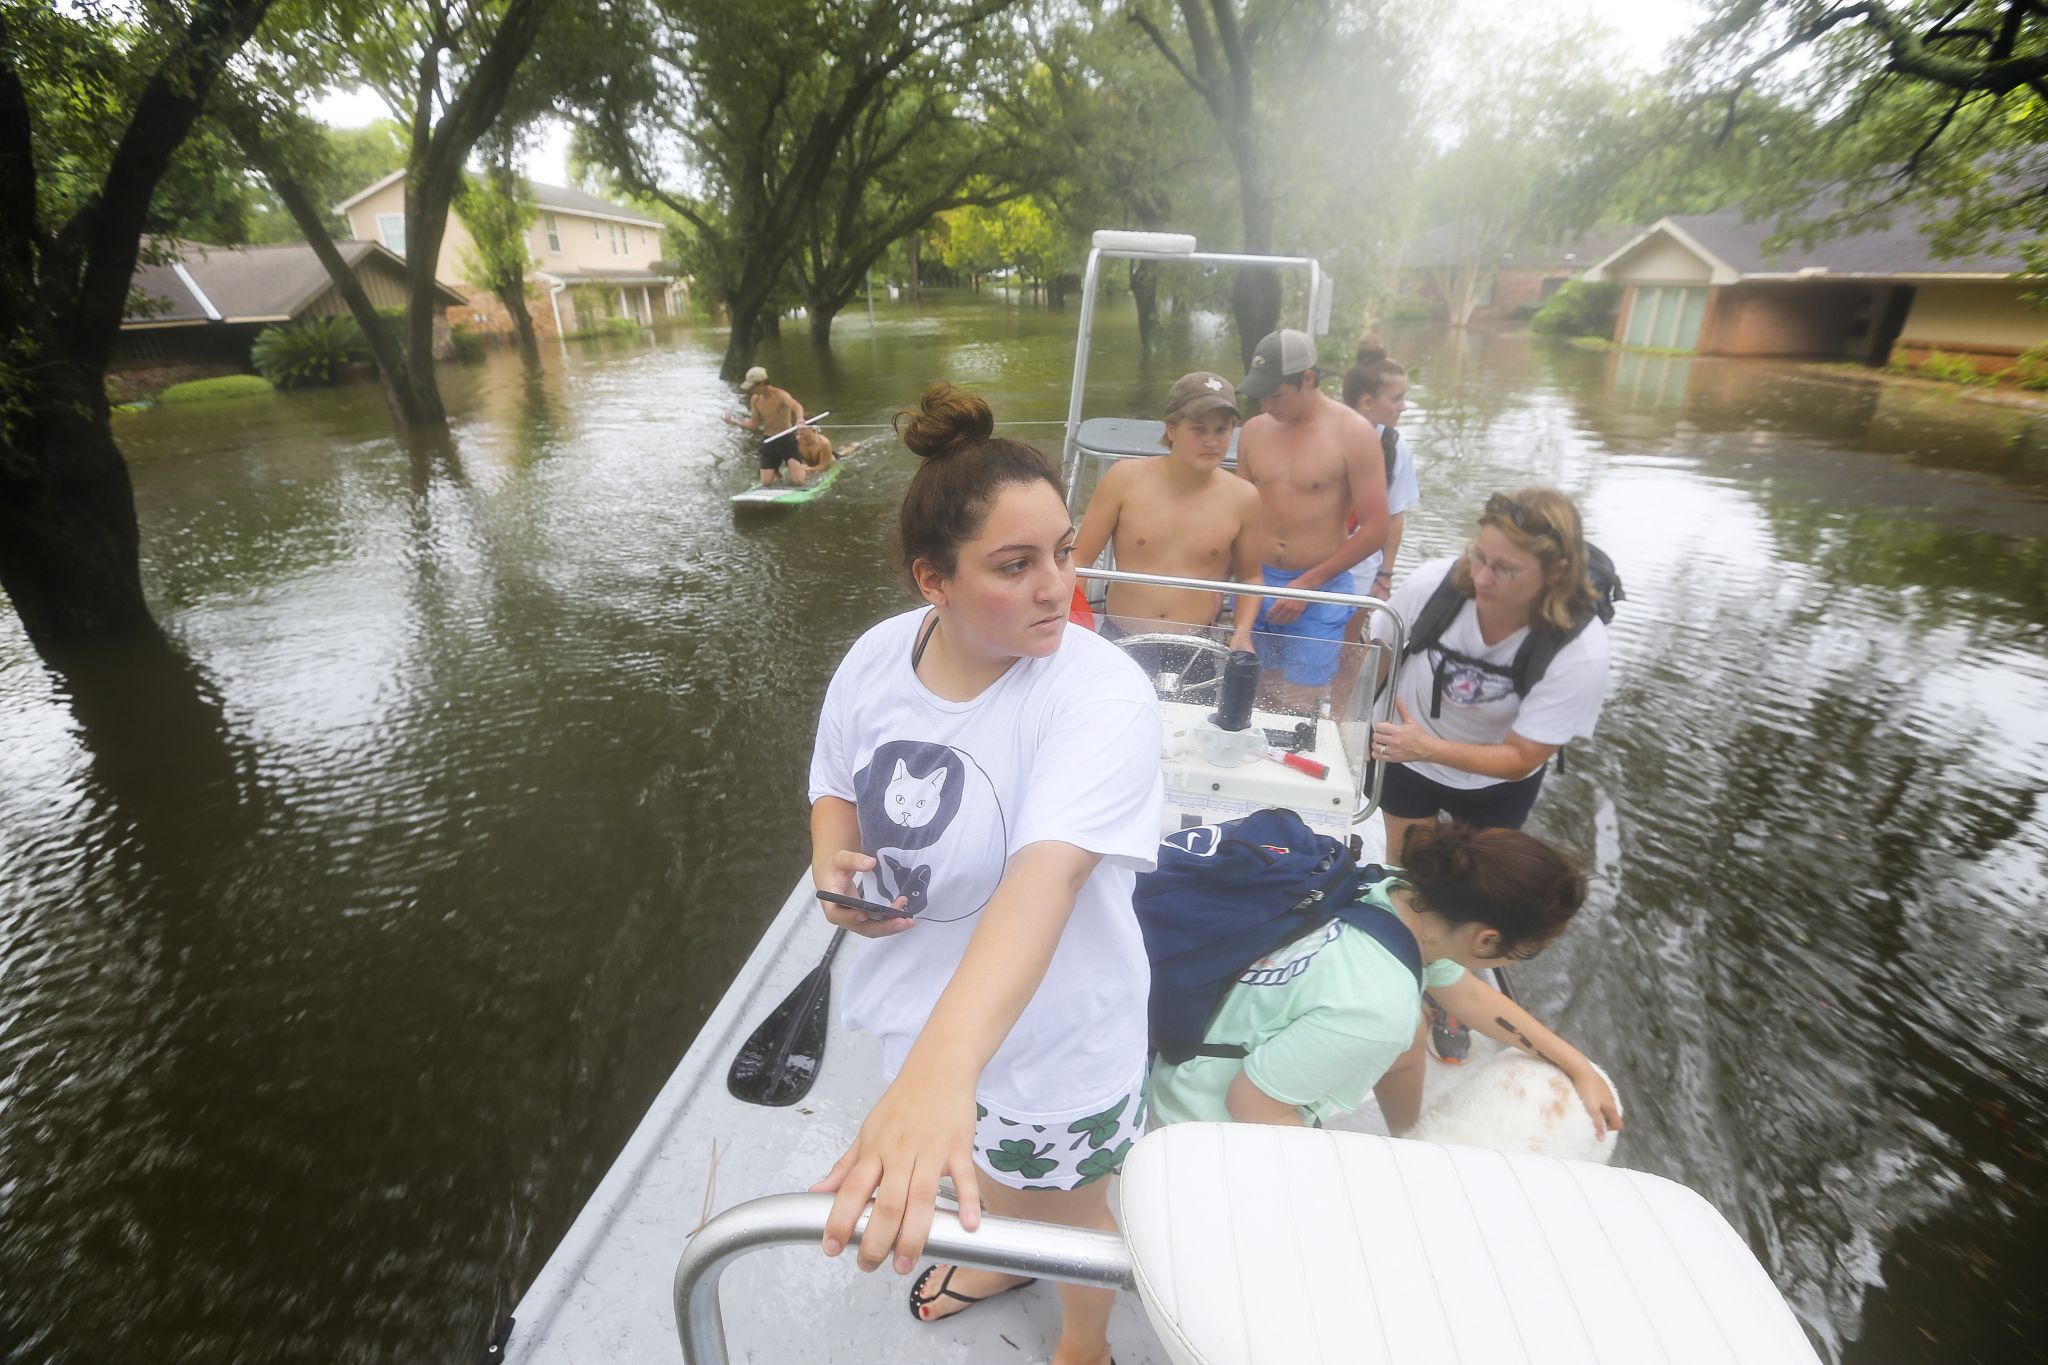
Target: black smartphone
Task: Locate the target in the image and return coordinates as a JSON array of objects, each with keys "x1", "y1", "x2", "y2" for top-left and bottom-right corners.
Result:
[{"x1": 817, "y1": 889, "x2": 916, "y2": 920}]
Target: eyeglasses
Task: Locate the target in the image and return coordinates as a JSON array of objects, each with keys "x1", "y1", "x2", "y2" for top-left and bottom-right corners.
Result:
[
  {"x1": 1484, "y1": 494, "x2": 1559, "y2": 543},
  {"x1": 1465, "y1": 540, "x2": 1531, "y2": 583}
]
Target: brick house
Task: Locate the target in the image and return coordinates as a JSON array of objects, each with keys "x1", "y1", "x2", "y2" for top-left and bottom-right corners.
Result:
[
  {"x1": 335, "y1": 173, "x2": 682, "y2": 341},
  {"x1": 115, "y1": 238, "x2": 465, "y2": 393},
  {"x1": 1397, "y1": 223, "x2": 1634, "y2": 324},
  {"x1": 1583, "y1": 209, "x2": 2044, "y2": 370}
]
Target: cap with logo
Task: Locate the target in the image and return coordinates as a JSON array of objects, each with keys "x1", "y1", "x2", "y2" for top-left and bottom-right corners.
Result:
[
  {"x1": 740, "y1": 366, "x2": 769, "y2": 392},
  {"x1": 1164, "y1": 371, "x2": 1240, "y2": 422},
  {"x1": 1237, "y1": 329, "x2": 1318, "y2": 398}
]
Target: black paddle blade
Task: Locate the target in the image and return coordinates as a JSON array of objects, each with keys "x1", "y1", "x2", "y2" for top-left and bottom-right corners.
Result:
[{"x1": 726, "y1": 961, "x2": 832, "y2": 1107}]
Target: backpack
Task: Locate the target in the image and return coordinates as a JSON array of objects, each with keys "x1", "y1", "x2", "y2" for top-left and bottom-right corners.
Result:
[
  {"x1": 1133, "y1": 808, "x2": 1422, "y2": 1065},
  {"x1": 1402, "y1": 545, "x2": 1624, "y2": 720}
]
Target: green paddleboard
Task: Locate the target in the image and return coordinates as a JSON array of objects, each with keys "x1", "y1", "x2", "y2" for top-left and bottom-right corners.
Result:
[{"x1": 730, "y1": 461, "x2": 843, "y2": 507}]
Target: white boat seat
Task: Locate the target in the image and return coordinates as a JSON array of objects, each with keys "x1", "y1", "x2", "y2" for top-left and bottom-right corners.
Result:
[
  {"x1": 1116, "y1": 1123, "x2": 1821, "y2": 1365},
  {"x1": 1076, "y1": 417, "x2": 1241, "y2": 464}
]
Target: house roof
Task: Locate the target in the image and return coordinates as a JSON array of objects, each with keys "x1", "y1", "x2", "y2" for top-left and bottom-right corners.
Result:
[
  {"x1": 535, "y1": 266, "x2": 677, "y2": 286},
  {"x1": 126, "y1": 239, "x2": 464, "y2": 327},
  {"x1": 1401, "y1": 221, "x2": 1636, "y2": 272},
  {"x1": 333, "y1": 170, "x2": 666, "y2": 229},
  {"x1": 1586, "y1": 204, "x2": 2026, "y2": 283}
]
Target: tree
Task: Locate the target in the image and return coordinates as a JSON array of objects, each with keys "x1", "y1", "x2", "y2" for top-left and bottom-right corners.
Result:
[
  {"x1": 237, "y1": 0, "x2": 559, "y2": 427},
  {"x1": 1128, "y1": 0, "x2": 1332, "y2": 364},
  {"x1": 577, "y1": 0, "x2": 1030, "y2": 380},
  {"x1": 0, "y1": 0, "x2": 277, "y2": 652},
  {"x1": 455, "y1": 131, "x2": 542, "y2": 360},
  {"x1": 1650, "y1": 0, "x2": 2048, "y2": 265},
  {"x1": 244, "y1": 120, "x2": 408, "y2": 244}
]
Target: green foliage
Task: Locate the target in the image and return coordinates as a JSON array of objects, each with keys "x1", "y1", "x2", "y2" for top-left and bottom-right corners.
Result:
[
  {"x1": 599, "y1": 315, "x2": 644, "y2": 339},
  {"x1": 1916, "y1": 350, "x2": 1992, "y2": 385},
  {"x1": 2000, "y1": 342, "x2": 2048, "y2": 389},
  {"x1": 448, "y1": 323, "x2": 488, "y2": 362},
  {"x1": 160, "y1": 375, "x2": 277, "y2": 404},
  {"x1": 455, "y1": 151, "x2": 540, "y2": 299},
  {"x1": 243, "y1": 122, "x2": 409, "y2": 244},
  {"x1": 251, "y1": 316, "x2": 368, "y2": 388},
  {"x1": 1531, "y1": 281, "x2": 1622, "y2": 338}
]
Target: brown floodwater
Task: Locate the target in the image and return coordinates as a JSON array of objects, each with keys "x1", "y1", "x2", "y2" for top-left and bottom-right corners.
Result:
[{"x1": 2, "y1": 295, "x2": 2044, "y2": 1362}]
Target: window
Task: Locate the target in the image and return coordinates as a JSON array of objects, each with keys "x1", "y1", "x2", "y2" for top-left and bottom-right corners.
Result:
[
  {"x1": 544, "y1": 213, "x2": 561, "y2": 254},
  {"x1": 1624, "y1": 285, "x2": 1708, "y2": 351},
  {"x1": 377, "y1": 213, "x2": 406, "y2": 256},
  {"x1": 610, "y1": 223, "x2": 627, "y2": 256},
  {"x1": 639, "y1": 228, "x2": 648, "y2": 249}
]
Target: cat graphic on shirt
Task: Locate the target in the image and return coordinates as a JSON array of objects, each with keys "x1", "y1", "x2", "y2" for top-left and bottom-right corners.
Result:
[{"x1": 852, "y1": 739, "x2": 1006, "y2": 924}]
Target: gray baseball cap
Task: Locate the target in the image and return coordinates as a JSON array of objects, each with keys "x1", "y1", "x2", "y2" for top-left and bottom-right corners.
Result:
[
  {"x1": 1165, "y1": 371, "x2": 1240, "y2": 422},
  {"x1": 1238, "y1": 328, "x2": 1318, "y2": 397}
]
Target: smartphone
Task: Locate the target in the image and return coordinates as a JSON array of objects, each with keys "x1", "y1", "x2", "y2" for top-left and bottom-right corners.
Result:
[{"x1": 817, "y1": 889, "x2": 916, "y2": 920}]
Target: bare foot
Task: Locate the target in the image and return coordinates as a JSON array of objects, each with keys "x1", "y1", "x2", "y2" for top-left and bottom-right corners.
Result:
[{"x1": 908, "y1": 1263, "x2": 1034, "y2": 1323}]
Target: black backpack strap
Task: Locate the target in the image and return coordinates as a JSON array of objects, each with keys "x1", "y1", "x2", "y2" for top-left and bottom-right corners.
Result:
[
  {"x1": 1380, "y1": 425, "x2": 1399, "y2": 490},
  {"x1": 1402, "y1": 572, "x2": 1467, "y2": 659},
  {"x1": 1508, "y1": 611, "x2": 1594, "y2": 697},
  {"x1": 1336, "y1": 901, "x2": 1423, "y2": 991}
]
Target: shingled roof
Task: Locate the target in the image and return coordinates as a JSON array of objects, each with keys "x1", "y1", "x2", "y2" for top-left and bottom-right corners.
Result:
[
  {"x1": 126, "y1": 240, "x2": 464, "y2": 327},
  {"x1": 333, "y1": 171, "x2": 665, "y2": 228},
  {"x1": 1590, "y1": 203, "x2": 2025, "y2": 282}
]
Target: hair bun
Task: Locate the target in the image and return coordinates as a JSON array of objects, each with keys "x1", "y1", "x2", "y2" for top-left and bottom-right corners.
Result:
[
  {"x1": 898, "y1": 382, "x2": 996, "y2": 460},
  {"x1": 1354, "y1": 333, "x2": 1388, "y2": 366}
]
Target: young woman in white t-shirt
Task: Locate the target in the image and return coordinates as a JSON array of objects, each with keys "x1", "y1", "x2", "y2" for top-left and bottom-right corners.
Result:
[
  {"x1": 808, "y1": 384, "x2": 1163, "y2": 1365},
  {"x1": 1330, "y1": 337, "x2": 1420, "y2": 718}
]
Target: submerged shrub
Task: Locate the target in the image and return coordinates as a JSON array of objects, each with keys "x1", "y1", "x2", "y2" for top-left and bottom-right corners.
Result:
[
  {"x1": 2001, "y1": 342, "x2": 2048, "y2": 390},
  {"x1": 252, "y1": 315, "x2": 367, "y2": 388},
  {"x1": 1914, "y1": 349, "x2": 1989, "y2": 385},
  {"x1": 160, "y1": 375, "x2": 276, "y2": 404},
  {"x1": 1531, "y1": 281, "x2": 1621, "y2": 339},
  {"x1": 449, "y1": 322, "x2": 486, "y2": 362}
]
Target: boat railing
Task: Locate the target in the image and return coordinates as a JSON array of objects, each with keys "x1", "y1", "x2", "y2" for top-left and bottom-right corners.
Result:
[
  {"x1": 672, "y1": 1194, "x2": 1131, "y2": 1365},
  {"x1": 1077, "y1": 565, "x2": 1404, "y2": 824},
  {"x1": 1059, "y1": 229, "x2": 1333, "y2": 499}
]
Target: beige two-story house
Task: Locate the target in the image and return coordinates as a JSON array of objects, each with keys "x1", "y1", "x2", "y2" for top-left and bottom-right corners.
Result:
[{"x1": 336, "y1": 172, "x2": 683, "y2": 340}]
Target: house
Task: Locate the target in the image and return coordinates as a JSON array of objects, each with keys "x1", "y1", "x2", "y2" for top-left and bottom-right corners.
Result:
[
  {"x1": 1583, "y1": 207, "x2": 2045, "y2": 371},
  {"x1": 114, "y1": 238, "x2": 466, "y2": 392},
  {"x1": 335, "y1": 173, "x2": 682, "y2": 339},
  {"x1": 1397, "y1": 223, "x2": 1635, "y2": 325}
]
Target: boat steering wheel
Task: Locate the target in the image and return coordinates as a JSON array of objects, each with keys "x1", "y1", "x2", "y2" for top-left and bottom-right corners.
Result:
[{"x1": 1109, "y1": 633, "x2": 1237, "y2": 705}]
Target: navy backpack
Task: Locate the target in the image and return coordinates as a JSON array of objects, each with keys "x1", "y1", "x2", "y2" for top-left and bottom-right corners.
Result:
[{"x1": 1133, "y1": 808, "x2": 1422, "y2": 1065}]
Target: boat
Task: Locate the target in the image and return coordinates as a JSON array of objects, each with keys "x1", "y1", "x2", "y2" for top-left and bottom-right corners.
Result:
[{"x1": 499, "y1": 232, "x2": 1823, "y2": 1365}]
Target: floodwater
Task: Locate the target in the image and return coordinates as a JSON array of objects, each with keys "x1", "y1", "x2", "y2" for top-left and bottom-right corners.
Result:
[{"x1": 2, "y1": 294, "x2": 2045, "y2": 1363}]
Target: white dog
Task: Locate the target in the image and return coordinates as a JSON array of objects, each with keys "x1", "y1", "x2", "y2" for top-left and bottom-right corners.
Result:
[{"x1": 1405, "y1": 1045, "x2": 1623, "y2": 1165}]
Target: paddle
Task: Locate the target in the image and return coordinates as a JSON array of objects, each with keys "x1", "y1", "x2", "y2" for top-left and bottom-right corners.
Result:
[
  {"x1": 763, "y1": 411, "x2": 829, "y2": 443},
  {"x1": 726, "y1": 925, "x2": 848, "y2": 1107}
]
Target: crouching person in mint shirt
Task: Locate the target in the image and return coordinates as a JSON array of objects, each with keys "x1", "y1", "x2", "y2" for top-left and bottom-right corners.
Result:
[{"x1": 1147, "y1": 823, "x2": 1620, "y2": 1135}]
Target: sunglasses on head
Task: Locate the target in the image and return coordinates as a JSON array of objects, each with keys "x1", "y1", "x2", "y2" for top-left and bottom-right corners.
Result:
[{"x1": 1484, "y1": 493, "x2": 1558, "y2": 543}]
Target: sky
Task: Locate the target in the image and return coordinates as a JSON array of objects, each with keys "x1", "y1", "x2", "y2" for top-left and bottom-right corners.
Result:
[{"x1": 308, "y1": 0, "x2": 1704, "y2": 189}]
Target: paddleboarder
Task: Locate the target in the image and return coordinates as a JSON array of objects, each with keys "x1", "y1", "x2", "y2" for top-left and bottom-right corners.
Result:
[{"x1": 726, "y1": 365, "x2": 834, "y2": 487}]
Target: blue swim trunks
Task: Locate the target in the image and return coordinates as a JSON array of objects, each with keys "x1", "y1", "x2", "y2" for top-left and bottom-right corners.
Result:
[{"x1": 1252, "y1": 565, "x2": 1355, "y2": 688}]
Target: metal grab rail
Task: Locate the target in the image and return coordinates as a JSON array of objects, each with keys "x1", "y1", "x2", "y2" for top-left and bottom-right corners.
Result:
[
  {"x1": 1078, "y1": 565, "x2": 1405, "y2": 824},
  {"x1": 672, "y1": 1194, "x2": 1134, "y2": 1364},
  {"x1": 1060, "y1": 233, "x2": 1331, "y2": 498}
]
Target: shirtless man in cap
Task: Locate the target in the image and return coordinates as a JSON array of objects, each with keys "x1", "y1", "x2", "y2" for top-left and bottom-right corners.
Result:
[
  {"x1": 724, "y1": 365, "x2": 833, "y2": 487},
  {"x1": 1234, "y1": 329, "x2": 1388, "y2": 712},
  {"x1": 1073, "y1": 371, "x2": 1265, "y2": 655}
]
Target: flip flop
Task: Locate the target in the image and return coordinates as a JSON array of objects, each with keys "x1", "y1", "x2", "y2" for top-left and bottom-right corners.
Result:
[{"x1": 907, "y1": 1263, "x2": 1037, "y2": 1323}]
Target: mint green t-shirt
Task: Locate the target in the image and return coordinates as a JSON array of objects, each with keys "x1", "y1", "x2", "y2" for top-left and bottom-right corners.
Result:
[{"x1": 1146, "y1": 879, "x2": 1466, "y2": 1128}]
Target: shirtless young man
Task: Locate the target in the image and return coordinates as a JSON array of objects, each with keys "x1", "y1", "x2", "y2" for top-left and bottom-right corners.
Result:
[
  {"x1": 724, "y1": 365, "x2": 834, "y2": 486},
  {"x1": 1234, "y1": 329, "x2": 1388, "y2": 713},
  {"x1": 1072, "y1": 372, "x2": 1265, "y2": 658}
]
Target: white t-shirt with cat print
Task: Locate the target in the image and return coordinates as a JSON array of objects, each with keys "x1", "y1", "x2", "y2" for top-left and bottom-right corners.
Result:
[{"x1": 808, "y1": 607, "x2": 1165, "y2": 1120}]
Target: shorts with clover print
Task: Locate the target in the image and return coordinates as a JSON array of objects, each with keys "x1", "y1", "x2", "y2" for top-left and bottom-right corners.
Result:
[{"x1": 971, "y1": 1071, "x2": 1149, "y2": 1192}]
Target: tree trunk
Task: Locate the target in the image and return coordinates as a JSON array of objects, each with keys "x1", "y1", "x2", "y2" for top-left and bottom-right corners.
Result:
[
  {"x1": 1230, "y1": 160, "x2": 1280, "y2": 368},
  {"x1": 234, "y1": 122, "x2": 423, "y2": 426},
  {"x1": 907, "y1": 234, "x2": 921, "y2": 303},
  {"x1": 1130, "y1": 261, "x2": 1161, "y2": 352},
  {"x1": 498, "y1": 279, "x2": 541, "y2": 363},
  {"x1": 807, "y1": 296, "x2": 838, "y2": 347},
  {"x1": 762, "y1": 311, "x2": 782, "y2": 340},
  {"x1": 0, "y1": 369, "x2": 153, "y2": 650}
]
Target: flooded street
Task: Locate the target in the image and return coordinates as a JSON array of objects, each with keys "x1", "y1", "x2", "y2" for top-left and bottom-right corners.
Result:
[{"x1": 2, "y1": 296, "x2": 2044, "y2": 1362}]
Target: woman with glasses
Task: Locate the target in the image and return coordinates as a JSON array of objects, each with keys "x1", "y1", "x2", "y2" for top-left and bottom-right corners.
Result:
[
  {"x1": 1367, "y1": 487, "x2": 1612, "y2": 1062},
  {"x1": 1147, "y1": 821, "x2": 1620, "y2": 1138},
  {"x1": 1368, "y1": 488, "x2": 1611, "y2": 853}
]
